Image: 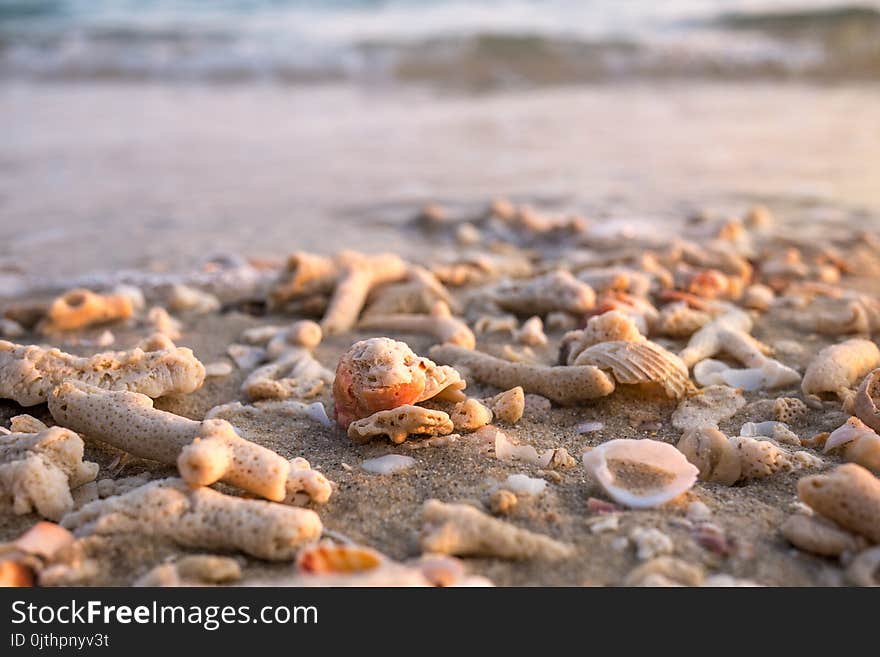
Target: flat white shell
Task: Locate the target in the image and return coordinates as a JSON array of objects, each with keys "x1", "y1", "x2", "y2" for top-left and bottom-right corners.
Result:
[
  {"x1": 694, "y1": 358, "x2": 799, "y2": 391},
  {"x1": 582, "y1": 438, "x2": 698, "y2": 509},
  {"x1": 361, "y1": 454, "x2": 416, "y2": 475},
  {"x1": 501, "y1": 474, "x2": 547, "y2": 496}
]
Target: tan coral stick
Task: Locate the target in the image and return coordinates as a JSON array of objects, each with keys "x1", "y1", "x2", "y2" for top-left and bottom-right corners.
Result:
[
  {"x1": 420, "y1": 499, "x2": 574, "y2": 560},
  {"x1": 177, "y1": 420, "x2": 291, "y2": 501},
  {"x1": 358, "y1": 301, "x2": 476, "y2": 349},
  {"x1": 269, "y1": 252, "x2": 339, "y2": 307},
  {"x1": 492, "y1": 269, "x2": 595, "y2": 315},
  {"x1": 48, "y1": 381, "x2": 330, "y2": 503},
  {"x1": 321, "y1": 251, "x2": 409, "y2": 334},
  {"x1": 802, "y1": 339, "x2": 880, "y2": 403},
  {"x1": 429, "y1": 344, "x2": 614, "y2": 405},
  {"x1": 61, "y1": 478, "x2": 323, "y2": 561},
  {"x1": 0, "y1": 339, "x2": 205, "y2": 407}
]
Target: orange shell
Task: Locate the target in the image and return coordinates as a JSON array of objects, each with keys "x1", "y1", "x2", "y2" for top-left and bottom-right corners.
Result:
[
  {"x1": 296, "y1": 543, "x2": 384, "y2": 574},
  {"x1": 0, "y1": 560, "x2": 35, "y2": 587}
]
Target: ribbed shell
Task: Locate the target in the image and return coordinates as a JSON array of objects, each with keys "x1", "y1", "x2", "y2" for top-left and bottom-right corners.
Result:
[{"x1": 575, "y1": 340, "x2": 692, "y2": 399}]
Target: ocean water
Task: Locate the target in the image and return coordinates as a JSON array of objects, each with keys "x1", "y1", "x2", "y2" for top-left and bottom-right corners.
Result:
[{"x1": 1, "y1": 0, "x2": 879, "y2": 86}]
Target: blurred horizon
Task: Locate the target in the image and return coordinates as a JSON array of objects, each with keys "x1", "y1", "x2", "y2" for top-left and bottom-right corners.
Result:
[{"x1": 2, "y1": 0, "x2": 880, "y2": 88}]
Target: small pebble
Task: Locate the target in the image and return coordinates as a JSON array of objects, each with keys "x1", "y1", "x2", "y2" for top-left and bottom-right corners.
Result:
[
  {"x1": 630, "y1": 527, "x2": 674, "y2": 561},
  {"x1": 589, "y1": 514, "x2": 620, "y2": 534},
  {"x1": 610, "y1": 536, "x2": 630, "y2": 552},
  {"x1": 204, "y1": 361, "x2": 233, "y2": 377},
  {"x1": 587, "y1": 497, "x2": 621, "y2": 514},
  {"x1": 576, "y1": 421, "x2": 604, "y2": 434},
  {"x1": 686, "y1": 501, "x2": 712, "y2": 522},
  {"x1": 489, "y1": 489, "x2": 517, "y2": 515}
]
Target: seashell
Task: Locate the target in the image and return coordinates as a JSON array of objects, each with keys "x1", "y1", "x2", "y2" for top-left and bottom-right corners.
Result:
[
  {"x1": 493, "y1": 429, "x2": 569, "y2": 468},
  {"x1": 559, "y1": 310, "x2": 644, "y2": 365},
  {"x1": 10, "y1": 521, "x2": 74, "y2": 560},
  {"x1": 333, "y1": 337, "x2": 465, "y2": 428},
  {"x1": 574, "y1": 340, "x2": 692, "y2": 399},
  {"x1": 677, "y1": 427, "x2": 742, "y2": 485},
  {"x1": 740, "y1": 421, "x2": 800, "y2": 445},
  {"x1": 501, "y1": 474, "x2": 547, "y2": 496},
  {"x1": 824, "y1": 416, "x2": 880, "y2": 473},
  {"x1": 586, "y1": 293, "x2": 657, "y2": 334},
  {"x1": 296, "y1": 542, "x2": 384, "y2": 574},
  {"x1": 361, "y1": 454, "x2": 417, "y2": 475},
  {"x1": 855, "y1": 367, "x2": 880, "y2": 432},
  {"x1": 582, "y1": 439, "x2": 698, "y2": 509},
  {"x1": 576, "y1": 420, "x2": 604, "y2": 434},
  {"x1": 693, "y1": 357, "x2": 799, "y2": 391},
  {"x1": 0, "y1": 560, "x2": 34, "y2": 587}
]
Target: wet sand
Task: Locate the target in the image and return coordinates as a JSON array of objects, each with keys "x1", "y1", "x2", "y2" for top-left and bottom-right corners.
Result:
[{"x1": 2, "y1": 81, "x2": 879, "y2": 284}]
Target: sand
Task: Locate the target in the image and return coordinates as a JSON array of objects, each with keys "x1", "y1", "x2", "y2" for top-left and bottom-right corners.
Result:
[{"x1": 1, "y1": 241, "x2": 875, "y2": 586}]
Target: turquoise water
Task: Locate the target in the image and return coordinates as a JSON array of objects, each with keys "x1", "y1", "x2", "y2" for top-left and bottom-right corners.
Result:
[{"x1": 1, "y1": 1, "x2": 879, "y2": 83}]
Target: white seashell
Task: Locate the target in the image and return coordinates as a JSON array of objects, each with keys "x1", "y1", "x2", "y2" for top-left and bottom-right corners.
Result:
[
  {"x1": 306, "y1": 401, "x2": 334, "y2": 428},
  {"x1": 501, "y1": 474, "x2": 547, "y2": 496},
  {"x1": 576, "y1": 420, "x2": 605, "y2": 434},
  {"x1": 588, "y1": 514, "x2": 620, "y2": 534},
  {"x1": 741, "y1": 421, "x2": 786, "y2": 437},
  {"x1": 494, "y1": 430, "x2": 553, "y2": 467},
  {"x1": 582, "y1": 439, "x2": 699, "y2": 509},
  {"x1": 694, "y1": 358, "x2": 799, "y2": 391},
  {"x1": 825, "y1": 416, "x2": 877, "y2": 452},
  {"x1": 361, "y1": 454, "x2": 416, "y2": 475},
  {"x1": 822, "y1": 417, "x2": 880, "y2": 472}
]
